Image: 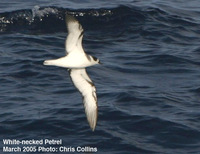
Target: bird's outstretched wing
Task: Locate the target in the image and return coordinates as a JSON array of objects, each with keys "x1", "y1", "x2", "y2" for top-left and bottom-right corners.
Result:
[
  {"x1": 65, "y1": 15, "x2": 84, "y2": 54},
  {"x1": 69, "y1": 68, "x2": 98, "y2": 131}
]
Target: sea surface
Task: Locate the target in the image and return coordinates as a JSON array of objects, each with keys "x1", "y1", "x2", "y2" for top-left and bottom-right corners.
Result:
[{"x1": 0, "y1": 0, "x2": 200, "y2": 153}]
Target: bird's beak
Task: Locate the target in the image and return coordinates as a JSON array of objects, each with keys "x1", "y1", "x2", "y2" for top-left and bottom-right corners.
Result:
[{"x1": 99, "y1": 61, "x2": 103, "y2": 65}]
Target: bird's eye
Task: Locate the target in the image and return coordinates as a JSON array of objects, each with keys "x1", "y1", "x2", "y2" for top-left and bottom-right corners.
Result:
[{"x1": 92, "y1": 56, "x2": 97, "y2": 61}]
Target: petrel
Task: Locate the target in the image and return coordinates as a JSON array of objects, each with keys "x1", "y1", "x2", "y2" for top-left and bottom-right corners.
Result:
[{"x1": 44, "y1": 15, "x2": 100, "y2": 131}]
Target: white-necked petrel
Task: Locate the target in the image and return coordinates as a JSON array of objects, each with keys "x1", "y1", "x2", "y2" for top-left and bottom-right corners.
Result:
[{"x1": 44, "y1": 15, "x2": 100, "y2": 131}]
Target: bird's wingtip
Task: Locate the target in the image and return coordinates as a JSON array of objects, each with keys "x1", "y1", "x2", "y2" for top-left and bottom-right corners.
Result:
[
  {"x1": 65, "y1": 14, "x2": 78, "y2": 23},
  {"x1": 86, "y1": 107, "x2": 98, "y2": 132},
  {"x1": 89, "y1": 121, "x2": 96, "y2": 132},
  {"x1": 91, "y1": 126, "x2": 96, "y2": 132}
]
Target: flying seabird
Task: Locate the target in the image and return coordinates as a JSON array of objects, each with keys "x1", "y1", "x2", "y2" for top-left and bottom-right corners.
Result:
[{"x1": 43, "y1": 15, "x2": 100, "y2": 131}]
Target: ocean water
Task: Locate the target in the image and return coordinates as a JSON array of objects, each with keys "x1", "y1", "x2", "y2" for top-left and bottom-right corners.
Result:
[{"x1": 0, "y1": 0, "x2": 200, "y2": 153}]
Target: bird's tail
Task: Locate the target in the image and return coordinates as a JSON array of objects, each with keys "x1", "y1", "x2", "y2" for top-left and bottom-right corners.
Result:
[
  {"x1": 43, "y1": 59, "x2": 54, "y2": 66},
  {"x1": 43, "y1": 57, "x2": 66, "y2": 68}
]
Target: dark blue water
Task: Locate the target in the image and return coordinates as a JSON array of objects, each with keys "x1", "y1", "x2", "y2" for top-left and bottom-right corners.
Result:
[{"x1": 1, "y1": 0, "x2": 200, "y2": 153}]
